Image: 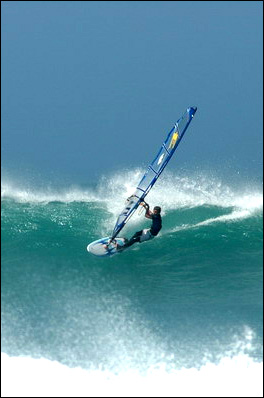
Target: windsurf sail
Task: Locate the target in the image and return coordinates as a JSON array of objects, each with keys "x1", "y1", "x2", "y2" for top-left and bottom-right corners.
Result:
[{"x1": 111, "y1": 106, "x2": 197, "y2": 240}]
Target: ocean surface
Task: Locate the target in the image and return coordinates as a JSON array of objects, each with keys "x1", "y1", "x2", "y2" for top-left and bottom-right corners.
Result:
[{"x1": 1, "y1": 169, "x2": 263, "y2": 397}]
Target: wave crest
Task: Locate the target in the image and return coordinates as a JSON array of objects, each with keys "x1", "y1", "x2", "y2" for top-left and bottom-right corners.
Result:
[{"x1": 1, "y1": 170, "x2": 263, "y2": 216}]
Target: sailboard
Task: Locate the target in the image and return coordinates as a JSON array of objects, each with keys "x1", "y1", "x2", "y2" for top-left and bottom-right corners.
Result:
[{"x1": 87, "y1": 106, "x2": 197, "y2": 257}]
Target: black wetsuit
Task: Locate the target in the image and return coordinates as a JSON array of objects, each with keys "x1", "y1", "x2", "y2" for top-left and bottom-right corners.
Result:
[
  {"x1": 124, "y1": 213, "x2": 162, "y2": 248},
  {"x1": 150, "y1": 213, "x2": 162, "y2": 236}
]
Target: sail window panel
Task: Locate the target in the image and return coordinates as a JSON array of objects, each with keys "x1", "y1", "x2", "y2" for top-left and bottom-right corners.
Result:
[
  {"x1": 137, "y1": 168, "x2": 157, "y2": 193},
  {"x1": 117, "y1": 196, "x2": 138, "y2": 222},
  {"x1": 150, "y1": 146, "x2": 170, "y2": 174},
  {"x1": 134, "y1": 188, "x2": 146, "y2": 198}
]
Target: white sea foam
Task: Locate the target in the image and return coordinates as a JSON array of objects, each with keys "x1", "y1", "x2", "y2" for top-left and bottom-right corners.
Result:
[
  {"x1": 2, "y1": 325, "x2": 262, "y2": 397},
  {"x1": 1, "y1": 351, "x2": 262, "y2": 397}
]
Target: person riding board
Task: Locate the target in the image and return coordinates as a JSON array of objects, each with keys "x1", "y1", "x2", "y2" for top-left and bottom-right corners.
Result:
[{"x1": 116, "y1": 202, "x2": 162, "y2": 250}]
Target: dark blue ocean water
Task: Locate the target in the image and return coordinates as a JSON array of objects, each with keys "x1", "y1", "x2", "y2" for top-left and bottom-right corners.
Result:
[{"x1": 1, "y1": 170, "x2": 263, "y2": 396}]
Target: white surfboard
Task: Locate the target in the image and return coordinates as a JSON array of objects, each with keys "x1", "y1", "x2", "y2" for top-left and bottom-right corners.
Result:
[{"x1": 87, "y1": 237, "x2": 127, "y2": 257}]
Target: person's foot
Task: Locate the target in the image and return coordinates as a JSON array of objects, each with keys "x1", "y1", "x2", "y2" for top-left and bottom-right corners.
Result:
[{"x1": 103, "y1": 239, "x2": 116, "y2": 250}]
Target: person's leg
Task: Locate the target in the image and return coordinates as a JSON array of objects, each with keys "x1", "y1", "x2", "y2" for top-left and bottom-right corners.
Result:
[
  {"x1": 123, "y1": 230, "x2": 142, "y2": 248},
  {"x1": 139, "y1": 229, "x2": 154, "y2": 243}
]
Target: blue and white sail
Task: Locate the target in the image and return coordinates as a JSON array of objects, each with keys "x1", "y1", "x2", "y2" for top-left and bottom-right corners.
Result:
[{"x1": 111, "y1": 106, "x2": 197, "y2": 240}]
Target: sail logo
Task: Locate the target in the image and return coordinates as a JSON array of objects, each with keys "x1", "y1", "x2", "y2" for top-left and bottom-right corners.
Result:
[
  {"x1": 168, "y1": 132, "x2": 179, "y2": 149},
  {"x1": 157, "y1": 153, "x2": 165, "y2": 165}
]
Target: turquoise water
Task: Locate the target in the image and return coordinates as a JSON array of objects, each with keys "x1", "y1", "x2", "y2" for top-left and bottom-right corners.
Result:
[{"x1": 1, "y1": 170, "x2": 263, "y2": 396}]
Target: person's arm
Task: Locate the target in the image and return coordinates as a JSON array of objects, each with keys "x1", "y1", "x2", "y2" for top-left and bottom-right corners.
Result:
[{"x1": 141, "y1": 202, "x2": 152, "y2": 219}]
